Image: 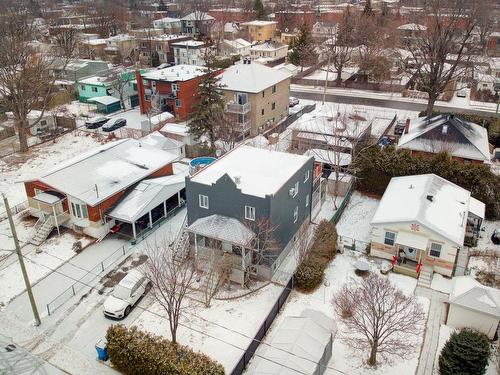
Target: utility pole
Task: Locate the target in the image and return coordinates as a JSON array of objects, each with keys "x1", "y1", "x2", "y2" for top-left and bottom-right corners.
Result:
[
  {"x1": 322, "y1": 54, "x2": 331, "y2": 106},
  {"x1": 3, "y1": 195, "x2": 41, "y2": 326}
]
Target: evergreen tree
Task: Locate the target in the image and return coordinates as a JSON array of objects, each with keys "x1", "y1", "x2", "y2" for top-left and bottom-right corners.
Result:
[
  {"x1": 439, "y1": 328, "x2": 491, "y2": 375},
  {"x1": 188, "y1": 48, "x2": 226, "y2": 152},
  {"x1": 363, "y1": 0, "x2": 374, "y2": 16},
  {"x1": 288, "y1": 23, "x2": 318, "y2": 71},
  {"x1": 253, "y1": 0, "x2": 266, "y2": 20}
]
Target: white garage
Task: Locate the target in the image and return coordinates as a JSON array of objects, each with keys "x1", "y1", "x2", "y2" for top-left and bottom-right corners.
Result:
[{"x1": 447, "y1": 276, "x2": 500, "y2": 339}]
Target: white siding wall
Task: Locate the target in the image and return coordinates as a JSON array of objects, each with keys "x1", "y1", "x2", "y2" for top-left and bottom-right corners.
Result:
[{"x1": 447, "y1": 304, "x2": 499, "y2": 339}]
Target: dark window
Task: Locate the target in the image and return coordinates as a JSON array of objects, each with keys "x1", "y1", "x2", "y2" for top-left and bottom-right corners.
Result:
[{"x1": 384, "y1": 231, "x2": 396, "y2": 246}]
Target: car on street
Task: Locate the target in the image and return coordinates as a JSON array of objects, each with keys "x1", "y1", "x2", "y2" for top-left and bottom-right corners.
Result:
[
  {"x1": 492, "y1": 229, "x2": 500, "y2": 245},
  {"x1": 103, "y1": 270, "x2": 149, "y2": 319},
  {"x1": 85, "y1": 117, "x2": 109, "y2": 129},
  {"x1": 289, "y1": 97, "x2": 299, "y2": 107},
  {"x1": 457, "y1": 89, "x2": 467, "y2": 98},
  {"x1": 102, "y1": 118, "x2": 126, "y2": 132},
  {"x1": 378, "y1": 136, "x2": 392, "y2": 148}
]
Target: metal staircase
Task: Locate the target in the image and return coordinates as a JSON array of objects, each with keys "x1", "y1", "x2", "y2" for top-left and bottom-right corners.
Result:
[
  {"x1": 30, "y1": 216, "x2": 55, "y2": 246},
  {"x1": 172, "y1": 214, "x2": 189, "y2": 261}
]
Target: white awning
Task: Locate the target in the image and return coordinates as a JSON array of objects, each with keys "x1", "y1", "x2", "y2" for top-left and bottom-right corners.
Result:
[
  {"x1": 188, "y1": 215, "x2": 255, "y2": 246},
  {"x1": 396, "y1": 231, "x2": 428, "y2": 250},
  {"x1": 469, "y1": 197, "x2": 485, "y2": 220},
  {"x1": 33, "y1": 192, "x2": 64, "y2": 205}
]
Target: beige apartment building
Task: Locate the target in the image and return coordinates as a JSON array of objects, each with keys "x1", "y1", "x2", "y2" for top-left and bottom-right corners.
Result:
[
  {"x1": 218, "y1": 60, "x2": 291, "y2": 137},
  {"x1": 241, "y1": 20, "x2": 277, "y2": 42}
]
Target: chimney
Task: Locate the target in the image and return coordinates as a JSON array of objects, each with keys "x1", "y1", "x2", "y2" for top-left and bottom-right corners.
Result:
[
  {"x1": 404, "y1": 118, "x2": 411, "y2": 134},
  {"x1": 426, "y1": 195, "x2": 433, "y2": 202}
]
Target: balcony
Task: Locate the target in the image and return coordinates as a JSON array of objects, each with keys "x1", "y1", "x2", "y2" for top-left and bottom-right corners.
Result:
[
  {"x1": 225, "y1": 102, "x2": 250, "y2": 114},
  {"x1": 235, "y1": 119, "x2": 251, "y2": 133}
]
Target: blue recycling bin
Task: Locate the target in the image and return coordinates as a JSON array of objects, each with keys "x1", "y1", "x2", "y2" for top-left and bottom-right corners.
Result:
[{"x1": 95, "y1": 339, "x2": 108, "y2": 361}]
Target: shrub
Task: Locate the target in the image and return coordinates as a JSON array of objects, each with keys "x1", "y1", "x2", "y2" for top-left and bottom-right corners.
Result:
[
  {"x1": 294, "y1": 220, "x2": 337, "y2": 291},
  {"x1": 294, "y1": 258, "x2": 325, "y2": 291},
  {"x1": 438, "y1": 328, "x2": 491, "y2": 375},
  {"x1": 106, "y1": 324, "x2": 225, "y2": 375}
]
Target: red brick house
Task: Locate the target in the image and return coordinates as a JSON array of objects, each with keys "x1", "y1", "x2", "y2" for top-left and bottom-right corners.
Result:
[{"x1": 136, "y1": 65, "x2": 211, "y2": 120}]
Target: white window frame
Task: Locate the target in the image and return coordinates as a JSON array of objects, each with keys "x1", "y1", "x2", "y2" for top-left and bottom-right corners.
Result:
[
  {"x1": 305, "y1": 194, "x2": 309, "y2": 207},
  {"x1": 172, "y1": 83, "x2": 180, "y2": 91},
  {"x1": 429, "y1": 242, "x2": 442, "y2": 258},
  {"x1": 304, "y1": 170, "x2": 310, "y2": 182},
  {"x1": 244, "y1": 205, "x2": 255, "y2": 221},
  {"x1": 384, "y1": 231, "x2": 396, "y2": 246},
  {"x1": 293, "y1": 181, "x2": 299, "y2": 197},
  {"x1": 199, "y1": 194, "x2": 209, "y2": 209},
  {"x1": 293, "y1": 206, "x2": 298, "y2": 223},
  {"x1": 71, "y1": 202, "x2": 88, "y2": 219},
  {"x1": 91, "y1": 87, "x2": 98, "y2": 93}
]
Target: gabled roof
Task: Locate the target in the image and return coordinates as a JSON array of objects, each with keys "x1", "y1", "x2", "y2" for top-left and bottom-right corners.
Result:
[
  {"x1": 449, "y1": 276, "x2": 500, "y2": 318},
  {"x1": 181, "y1": 11, "x2": 214, "y2": 21},
  {"x1": 398, "y1": 114, "x2": 491, "y2": 162},
  {"x1": 33, "y1": 139, "x2": 178, "y2": 206},
  {"x1": 218, "y1": 62, "x2": 291, "y2": 93},
  {"x1": 371, "y1": 174, "x2": 482, "y2": 246}
]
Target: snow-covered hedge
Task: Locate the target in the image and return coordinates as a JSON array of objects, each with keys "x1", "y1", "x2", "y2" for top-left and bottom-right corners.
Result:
[
  {"x1": 106, "y1": 325, "x2": 225, "y2": 375},
  {"x1": 294, "y1": 220, "x2": 337, "y2": 291}
]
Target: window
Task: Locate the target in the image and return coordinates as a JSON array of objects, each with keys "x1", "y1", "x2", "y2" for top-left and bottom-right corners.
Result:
[
  {"x1": 172, "y1": 83, "x2": 180, "y2": 91},
  {"x1": 145, "y1": 94, "x2": 151, "y2": 101},
  {"x1": 305, "y1": 194, "x2": 309, "y2": 207},
  {"x1": 262, "y1": 91, "x2": 265, "y2": 98},
  {"x1": 261, "y1": 109, "x2": 264, "y2": 116},
  {"x1": 429, "y1": 242, "x2": 442, "y2": 257},
  {"x1": 245, "y1": 205, "x2": 255, "y2": 221},
  {"x1": 384, "y1": 231, "x2": 396, "y2": 246},
  {"x1": 175, "y1": 99, "x2": 181, "y2": 107},
  {"x1": 156, "y1": 44, "x2": 162, "y2": 51},
  {"x1": 293, "y1": 181, "x2": 299, "y2": 197},
  {"x1": 271, "y1": 102, "x2": 276, "y2": 110},
  {"x1": 34, "y1": 188, "x2": 43, "y2": 196},
  {"x1": 304, "y1": 170, "x2": 310, "y2": 182},
  {"x1": 71, "y1": 202, "x2": 88, "y2": 219},
  {"x1": 133, "y1": 83, "x2": 137, "y2": 91},
  {"x1": 151, "y1": 81, "x2": 156, "y2": 89},
  {"x1": 80, "y1": 85, "x2": 85, "y2": 91},
  {"x1": 293, "y1": 206, "x2": 298, "y2": 223},
  {"x1": 199, "y1": 194, "x2": 209, "y2": 209},
  {"x1": 272, "y1": 85, "x2": 276, "y2": 93},
  {"x1": 40, "y1": 120, "x2": 47, "y2": 126},
  {"x1": 91, "y1": 87, "x2": 98, "y2": 93}
]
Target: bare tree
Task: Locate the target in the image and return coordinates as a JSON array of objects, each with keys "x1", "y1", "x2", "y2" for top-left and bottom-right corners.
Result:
[
  {"x1": 109, "y1": 69, "x2": 135, "y2": 109},
  {"x1": 0, "y1": 11, "x2": 75, "y2": 152},
  {"x1": 475, "y1": 0, "x2": 496, "y2": 55},
  {"x1": 333, "y1": 274, "x2": 426, "y2": 366},
  {"x1": 142, "y1": 237, "x2": 198, "y2": 344},
  {"x1": 293, "y1": 221, "x2": 312, "y2": 265},
  {"x1": 53, "y1": 28, "x2": 79, "y2": 59},
  {"x1": 402, "y1": 0, "x2": 481, "y2": 116},
  {"x1": 200, "y1": 249, "x2": 232, "y2": 307},
  {"x1": 246, "y1": 218, "x2": 280, "y2": 269}
]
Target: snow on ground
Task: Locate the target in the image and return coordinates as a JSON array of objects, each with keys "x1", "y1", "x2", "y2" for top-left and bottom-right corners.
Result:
[
  {"x1": 0, "y1": 132, "x2": 103, "y2": 209},
  {"x1": 431, "y1": 274, "x2": 452, "y2": 294},
  {"x1": 475, "y1": 220, "x2": 500, "y2": 251},
  {"x1": 133, "y1": 283, "x2": 284, "y2": 373},
  {"x1": 247, "y1": 250, "x2": 427, "y2": 375},
  {"x1": 0, "y1": 231, "x2": 92, "y2": 308},
  {"x1": 336, "y1": 192, "x2": 380, "y2": 242}
]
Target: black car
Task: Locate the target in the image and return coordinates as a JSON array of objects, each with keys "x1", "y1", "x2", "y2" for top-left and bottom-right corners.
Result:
[
  {"x1": 492, "y1": 229, "x2": 500, "y2": 245},
  {"x1": 102, "y1": 118, "x2": 126, "y2": 132},
  {"x1": 85, "y1": 117, "x2": 109, "y2": 129}
]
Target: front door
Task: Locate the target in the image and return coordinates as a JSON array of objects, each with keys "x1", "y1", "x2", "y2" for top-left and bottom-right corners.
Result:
[{"x1": 404, "y1": 247, "x2": 417, "y2": 261}]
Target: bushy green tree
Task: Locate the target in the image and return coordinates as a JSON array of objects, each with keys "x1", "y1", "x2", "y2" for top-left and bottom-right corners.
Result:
[
  {"x1": 253, "y1": 0, "x2": 266, "y2": 20},
  {"x1": 439, "y1": 328, "x2": 491, "y2": 375},
  {"x1": 288, "y1": 23, "x2": 318, "y2": 72}
]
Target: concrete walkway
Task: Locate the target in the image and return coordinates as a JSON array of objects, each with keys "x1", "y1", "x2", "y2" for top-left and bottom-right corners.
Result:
[{"x1": 415, "y1": 287, "x2": 448, "y2": 375}]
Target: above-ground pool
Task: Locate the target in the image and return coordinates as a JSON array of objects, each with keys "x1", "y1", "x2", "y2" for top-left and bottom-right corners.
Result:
[{"x1": 189, "y1": 157, "x2": 216, "y2": 175}]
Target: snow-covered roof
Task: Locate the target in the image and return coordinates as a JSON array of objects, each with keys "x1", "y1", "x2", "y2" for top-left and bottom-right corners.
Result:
[
  {"x1": 35, "y1": 139, "x2": 178, "y2": 206},
  {"x1": 189, "y1": 145, "x2": 312, "y2": 198},
  {"x1": 247, "y1": 309, "x2": 336, "y2": 375},
  {"x1": 398, "y1": 23, "x2": 427, "y2": 31},
  {"x1": 148, "y1": 112, "x2": 174, "y2": 125},
  {"x1": 142, "y1": 64, "x2": 206, "y2": 82},
  {"x1": 290, "y1": 112, "x2": 371, "y2": 140},
  {"x1": 304, "y1": 148, "x2": 351, "y2": 166},
  {"x1": 140, "y1": 131, "x2": 183, "y2": 152},
  {"x1": 153, "y1": 17, "x2": 180, "y2": 24},
  {"x1": 449, "y1": 276, "x2": 500, "y2": 318},
  {"x1": 171, "y1": 40, "x2": 205, "y2": 48},
  {"x1": 242, "y1": 20, "x2": 277, "y2": 27},
  {"x1": 181, "y1": 11, "x2": 215, "y2": 21},
  {"x1": 398, "y1": 115, "x2": 491, "y2": 162},
  {"x1": 107, "y1": 171, "x2": 186, "y2": 223},
  {"x1": 218, "y1": 63, "x2": 291, "y2": 94},
  {"x1": 79, "y1": 76, "x2": 108, "y2": 86},
  {"x1": 250, "y1": 41, "x2": 288, "y2": 51},
  {"x1": 87, "y1": 96, "x2": 119, "y2": 105},
  {"x1": 188, "y1": 214, "x2": 255, "y2": 246},
  {"x1": 223, "y1": 38, "x2": 251, "y2": 49},
  {"x1": 371, "y1": 174, "x2": 481, "y2": 246},
  {"x1": 160, "y1": 122, "x2": 190, "y2": 136}
]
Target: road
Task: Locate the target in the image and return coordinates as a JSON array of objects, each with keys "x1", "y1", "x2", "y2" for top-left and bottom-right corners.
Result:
[{"x1": 291, "y1": 85, "x2": 499, "y2": 117}]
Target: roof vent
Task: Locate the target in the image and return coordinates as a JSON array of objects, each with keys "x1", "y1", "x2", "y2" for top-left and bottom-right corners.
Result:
[
  {"x1": 442, "y1": 125, "x2": 448, "y2": 134},
  {"x1": 409, "y1": 184, "x2": 414, "y2": 189},
  {"x1": 426, "y1": 195, "x2": 433, "y2": 202}
]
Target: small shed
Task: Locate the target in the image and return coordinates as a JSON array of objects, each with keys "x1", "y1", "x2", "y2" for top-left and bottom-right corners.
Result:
[
  {"x1": 447, "y1": 276, "x2": 500, "y2": 339},
  {"x1": 247, "y1": 309, "x2": 337, "y2": 375},
  {"x1": 88, "y1": 96, "x2": 121, "y2": 114}
]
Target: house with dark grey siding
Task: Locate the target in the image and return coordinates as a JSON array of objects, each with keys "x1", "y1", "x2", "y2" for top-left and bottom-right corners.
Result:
[{"x1": 185, "y1": 145, "x2": 314, "y2": 284}]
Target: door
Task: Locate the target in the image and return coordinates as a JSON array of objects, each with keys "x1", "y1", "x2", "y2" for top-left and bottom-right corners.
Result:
[{"x1": 404, "y1": 247, "x2": 417, "y2": 261}]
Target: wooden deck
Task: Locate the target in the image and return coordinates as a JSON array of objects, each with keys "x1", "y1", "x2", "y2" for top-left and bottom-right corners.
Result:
[{"x1": 393, "y1": 263, "x2": 418, "y2": 278}]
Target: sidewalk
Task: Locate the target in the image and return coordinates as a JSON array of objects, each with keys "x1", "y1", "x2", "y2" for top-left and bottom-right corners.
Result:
[{"x1": 415, "y1": 287, "x2": 448, "y2": 375}]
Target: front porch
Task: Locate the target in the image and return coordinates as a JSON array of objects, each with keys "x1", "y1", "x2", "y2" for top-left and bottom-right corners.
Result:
[{"x1": 29, "y1": 191, "x2": 71, "y2": 245}]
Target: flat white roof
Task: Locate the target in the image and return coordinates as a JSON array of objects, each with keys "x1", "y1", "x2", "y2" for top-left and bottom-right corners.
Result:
[
  {"x1": 242, "y1": 20, "x2": 277, "y2": 26},
  {"x1": 142, "y1": 65, "x2": 206, "y2": 82},
  {"x1": 218, "y1": 63, "x2": 291, "y2": 94},
  {"x1": 371, "y1": 174, "x2": 480, "y2": 246},
  {"x1": 189, "y1": 145, "x2": 312, "y2": 198},
  {"x1": 171, "y1": 40, "x2": 205, "y2": 48},
  {"x1": 87, "y1": 96, "x2": 120, "y2": 105},
  {"x1": 35, "y1": 139, "x2": 178, "y2": 206}
]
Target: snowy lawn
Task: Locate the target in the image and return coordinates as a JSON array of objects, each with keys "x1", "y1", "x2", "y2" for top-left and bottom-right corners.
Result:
[
  {"x1": 0, "y1": 231, "x2": 93, "y2": 308},
  {"x1": 132, "y1": 283, "x2": 284, "y2": 373},
  {"x1": 431, "y1": 274, "x2": 452, "y2": 294},
  {"x1": 0, "y1": 211, "x2": 37, "y2": 260},
  {"x1": 0, "y1": 132, "x2": 104, "y2": 209},
  {"x1": 336, "y1": 192, "x2": 380, "y2": 242},
  {"x1": 467, "y1": 220, "x2": 500, "y2": 284},
  {"x1": 246, "y1": 250, "x2": 429, "y2": 375}
]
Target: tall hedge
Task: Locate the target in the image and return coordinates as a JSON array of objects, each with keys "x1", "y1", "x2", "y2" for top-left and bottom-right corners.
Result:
[
  {"x1": 353, "y1": 146, "x2": 500, "y2": 220},
  {"x1": 438, "y1": 328, "x2": 491, "y2": 375},
  {"x1": 294, "y1": 220, "x2": 337, "y2": 291},
  {"x1": 106, "y1": 324, "x2": 225, "y2": 375}
]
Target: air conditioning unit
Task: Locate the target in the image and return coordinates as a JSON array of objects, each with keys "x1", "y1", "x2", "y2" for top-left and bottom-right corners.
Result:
[{"x1": 289, "y1": 187, "x2": 296, "y2": 197}]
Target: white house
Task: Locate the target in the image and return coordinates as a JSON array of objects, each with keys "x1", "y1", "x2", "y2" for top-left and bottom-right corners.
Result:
[
  {"x1": 7, "y1": 110, "x2": 57, "y2": 138},
  {"x1": 447, "y1": 276, "x2": 500, "y2": 339},
  {"x1": 370, "y1": 174, "x2": 485, "y2": 277},
  {"x1": 250, "y1": 41, "x2": 288, "y2": 65},
  {"x1": 171, "y1": 40, "x2": 206, "y2": 66},
  {"x1": 152, "y1": 17, "x2": 181, "y2": 33},
  {"x1": 219, "y1": 38, "x2": 252, "y2": 58}
]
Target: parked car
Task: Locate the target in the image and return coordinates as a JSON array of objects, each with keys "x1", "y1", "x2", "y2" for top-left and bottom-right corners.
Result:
[
  {"x1": 289, "y1": 97, "x2": 299, "y2": 107},
  {"x1": 85, "y1": 117, "x2": 109, "y2": 129},
  {"x1": 492, "y1": 229, "x2": 500, "y2": 245},
  {"x1": 103, "y1": 270, "x2": 149, "y2": 319},
  {"x1": 457, "y1": 89, "x2": 467, "y2": 98},
  {"x1": 378, "y1": 136, "x2": 392, "y2": 148},
  {"x1": 102, "y1": 118, "x2": 126, "y2": 132}
]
